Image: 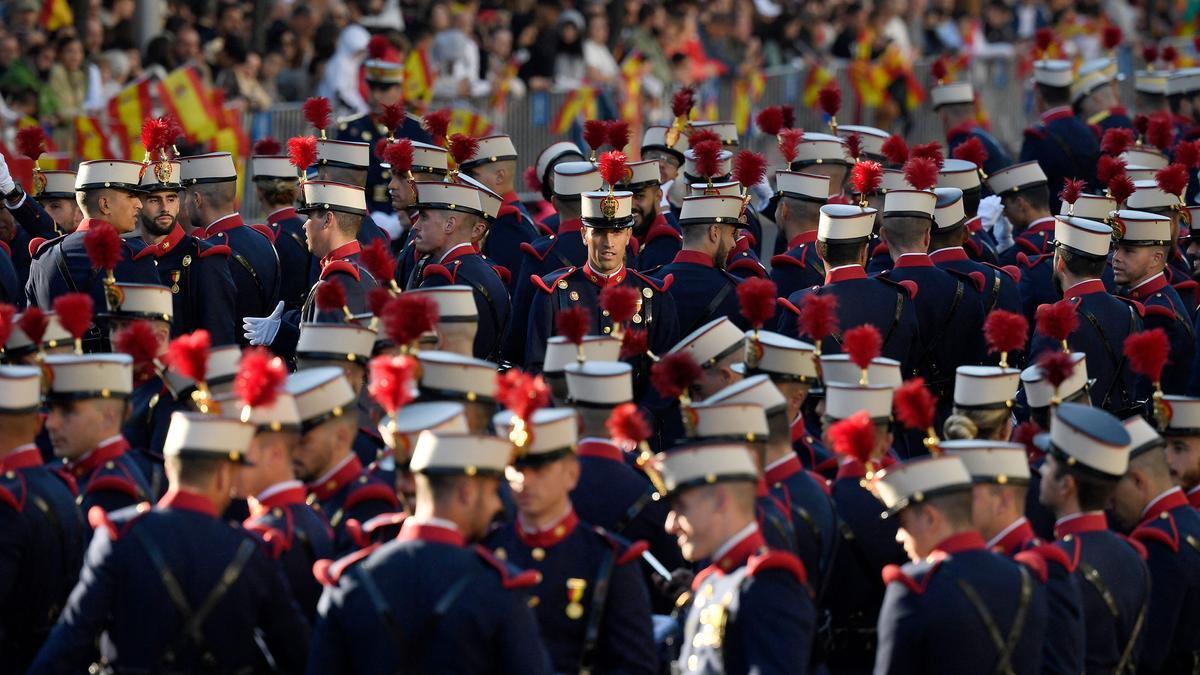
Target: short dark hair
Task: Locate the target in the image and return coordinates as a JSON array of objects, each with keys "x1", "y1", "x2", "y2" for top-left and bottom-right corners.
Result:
[
  {"x1": 1036, "y1": 84, "x2": 1071, "y2": 107},
  {"x1": 1053, "y1": 460, "x2": 1118, "y2": 512},
  {"x1": 1002, "y1": 183, "x2": 1050, "y2": 214},
  {"x1": 1058, "y1": 246, "x2": 1107, "y2": 278},
  {"x1": 167, "y1": 454, "x2": 226, "y2": 486},
  {"x1": 929, "y1": 224, "x2": 964, "y2": 251},
  {"x1": 817, "y1": 240, "x2": 865, "y2": 267},
  {"x1": 910, "y1": 490, "x2": 974, "y2": 528},
  {"x1": 962, "y1": 189, "x2": 980, "y2": 218},
  {"x1": 881, "y1": 214, "x2": 931, "y2": 250}
]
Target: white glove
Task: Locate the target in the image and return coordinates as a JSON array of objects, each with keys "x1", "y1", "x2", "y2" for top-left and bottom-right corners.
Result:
[
  {"x1": 0, "y1": 153, "x2": 14, "y2": 195},
  {"x1": 243, "y1": 301, "x2": 284, "y2": 346},
  {"x1": 370, "y1": 210, "x2": 404, "y2": 240},
  {"x1": 977, "y1": 195, "x2": 1014, "y2": 253}
]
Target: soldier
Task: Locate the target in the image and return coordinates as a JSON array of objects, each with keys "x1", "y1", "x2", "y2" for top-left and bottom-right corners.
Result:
[
  {"x1": 659, "y1": 442, "x2": 815, "y2": 673},
  {"x1": 786, "y1": 132, "x2": 850, "y2": 201},
  {"x1": 312, "y1": 137, "x2": 390, "y2": 247},
  {"x1": 488, "y1": 408, "x2": 657, "y2": 674},
  {"x1": 250, "y1": 143, "x2": 313, "y2": 310},
  {"x1": 944, "y1": 439, "x2": 1085, "y2": 674},
  {"x1": 678, "y1": 147, "x2": 768, "y2": 269},
  {"x1": 989, "y1": 162, "x2": 1055, "y2": 268},
  {"x1": 1125, "y1": 179, "x2": 1196, "y2": 296},
  {"x1": 872, "y1": 453, "x2": 1049, "y2": 673},
  {"x1": 1112, "y1": 416, "x2": 1200, "y2": 673},
  {"x1": 938, "y1": 159, "x2": 1000, "y2": 264},
  {"x1": 179, "y1": 152, "x2": 281, "y2": 345},
  {"x1": 306, "y1": 430, "x2": 552, "y2": 673},
  {"x1": 1037, "y1": 403, "x2": 1151, "y2": 673},
  {"x1": 778, "y1": 203, "x2": 921, "y2": 376},
  {"x1": 931, "y1": 187, "x2": 1022, "y2": 319},
  {"x1": 134, "y1": 156, "x2": 238, "y2": 344},
  {"x1": 1112, "y1": 210, "x2": 1194, "y2": 394},
  {"x1": 1161, "y1": 396, "x2": 1200, "y2": 507},
  {"x1": 43, "y1": 353, "x2": 152, "y2": 515},
  {"x1": 542, "y1": 335, "x2": 620, "y2": 404},
  {"x1": 1020, "y1": 59, "x2": 1100, "y2": 208},
  {"x1": 1019, "y1": 352, "x2": 1090, "y2": 432},
  {"x1": 25, "y1": 161, "x2": 160, "y2": 317},
  {"x1": 415, "y1": 351, "x2": 499, "y2": 433},
  {"x1": 666, "y1": 316, "x2": 745, "y2": 401},
  {"x1": 1135, "y1": 68, "x2": 1169, "y2": 117},
  {"x1": 287, "y1": 367, "x2": 399, "y2": 553},
  {"x1": 932, "y1": 79, "x2": 1013, "y2": 177},
  {"x1": 0, "y1": 365, "x2": 86, "y2": 673},
  {"x1": 1165, "y1": 68, "x2": 1200, "y2": 143},
  {"x1": 652, "y1": 193, "x2": 747, "y2": 334},
  {"x1": 0, "y1": 152, "x2": 76, "y2": 289},
  {"x1": 459, "y1": 134, "x2": 541, "y2": 278},
  {"x1": 1072, "y1": 58, "x2": 1135, "y2": 136},
  {"x1": 943, "y1": 365, "x2": 1022, "y2": 441},
  {"x1": 405, "y1": 181, "x2": 510, "y2": 361},
  {"x1": 640, "y1": 125, "x2": 688, "y2": 213},
  {"x1": 405, "y1": 285, "x2": 479, "y2": 357},
  {"x1": 385, "y1": 140, "x2": 450, "y2": 273},
  {"x1": 373, "y1": 400, "x2": 468, "y2": 518},
  {"x1": 769, "y1": 172, "x2": 830, "y2": 299},
  {"x1": 28, "y1": 412, "x2": 310, "y2": 673},
  {"x1": 530, "y1": 141, "x2": 588, "y2": 233},
  {"x1": 1028, "y1": 217, "x2": 1142, "y2": 415},
  {"x1": 623, "y1": 159, "x2": 682, "y2": 272}
]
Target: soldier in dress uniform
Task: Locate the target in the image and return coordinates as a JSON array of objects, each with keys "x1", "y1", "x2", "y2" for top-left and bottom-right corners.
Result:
[
  {"x1": 459, "y1": 134, "x2": 541, "y2": 279},
  {"x1": 931, "y1": 187, "x2": 1023, "y2": 321},
  {"x1": 1112, "y1": 210, "x2": 1194, "y2": 394},
  {"x1": 312, "y1": 137, "x2": 390, "y2": 247},
  {"x1": 306, "y1": 430, "x2": 553, "y2": 673},
  {"x1": 530, "y1": 141, "x2": 588, "y2": 234},
  {"x1": 933, "y1": 79, "x2": 1013, "y2": 177},
  {"x1": 28, "y1": 412, "x2": 310, "y2": 674},
  {"x1": 1136, "y1": 69, "x2": 1169, "y2": 117},
  {"x1": 487, "y1": 407, "x2": 657, "y2": 674},
  {"x1": 415, "y1": 351, "x2": 499, "y2": 434},
  {"x1": 1112, "y1": 416, "x2": 1200, "y2": 674},
  {"x1": 404, "y1": 285, "x2": 480, "y2": 357},
  {"x1": 1073, "y1": 58, "x2": 1136, "y2": 136},
  {"x1": 287, "y1": 367, "x2": 399, "y2": 553},
  {"x1": 942, "y1": 365, "x2": 1022, "y2": 442},
  {"x1": 386, "y1": 140, "x2": 450, "y2": 273},
  {"x1": 778, "y1": 203, "x2": 921, "y2": 377},
  {"x1": 666, "y1": 316, "x2": 746, "y2": 401},
  {"x1": 1160, "y1": 396, "x2": 1200, "y2": 507},
  {"x1": 542, "y1": 333, "x2": 620, "y2": 404},
  {"x1": 1037, "y1": 403, "x2": 1151, "y2": 673},
  {"x1": 0, "y1": 153, "x2": 78, "y2": 291},
  {"x1": 370, "y1": 400, "x2": 468, "y2": 521},
  {"x1": 42, "y1": 353, "x2": 152, "y2": 516},
  {"x1": 1020, "y1": 60, "x2": 1101, "y2": 207},
  {"x1": 944, "y1": 438, "x2": 1085, "y2": 674},
  {"x1": 1165, "y1": 69, "x2": 1200, "y2": 144},
  {"x1": 25, "y1": 160, "x2": 161, "y2": 325},
  {"x1": 179, "y1": 152, "x2": 281, "y2": 345},
  {"x1": 1125, "y1": 179, "x2": 1197, "y2": 295},
  {"x1": 872, "y1": 453, "x2": 1049, "y2": 674},
  {"x1": 1028, "y1": 217, "x2": 1142, "y2": 415},
  {"x1": 786, "y1": 132, "x2": 851, "y2": 201},
  {"x1": 938, "y1": 159, "x2": 1001, "y2": 264},
  {"x1": 770, "y1": 172, "x2": 830, "y2": 299},
  {"x1": 251, "y1": 146, "x2": 313, "y2": 311},
  {"x1": 624, "y1": 159, "x2": 683, "y2": 272},
  {"x1": 405, "y1": 181, "x2": 510, "y2": 361},
  {"x1": 658, "y1": 442, "x2": 815, "y2": 673},
  {"x1": 990, "y1": 162, "x2": 1056, "y2": 269},
  {"x1": 134, "y1": 156, "x2": 238, "y2": 344},
  {"x1": 0, "y1": 365, "x2": 85, "y2": 674},
  {"x1": 641, "y1": 125, "x2": 689, "y2": 214}
]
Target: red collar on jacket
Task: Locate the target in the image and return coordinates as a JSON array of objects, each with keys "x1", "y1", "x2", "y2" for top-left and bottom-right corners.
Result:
[
  {"x1": 398, "y1": 519, "x2": 466, "y2": 547},
  {"x1": 321, "y1": 240, "x2": 361, "y2": 267},
  {"x1": 308, "y1": 455, "x2": 366, "y2": 501},
  {"x1": 148, "y1": 224, "x2": 187, "y2": 256},
  {"x1": 826, "y1": 264, "x2": 867, "y2": 285},
  {"x1": 1041, "y1": 107, "x2": 1074, "y2": 124},
  {"x1": 67, "y1": 436, "x2": 130, "y2": 477},
  {"x1": 1127, "y1": 272, "x2": 1168, "y2": 300},
  {"x1": 204, "y1": 213, "x2": 245, "y2": 238},
  {"x1": 931, "y1": 530, "x2": 986, "y2": 557},
  {"x1": 708, "y1": 526, "x2": 766, "y2": 574},
  {"x1": 893, "y1": 252, "x2": 934, "y2": 269},
  {"x1": 946, "y1": 120, "x2": 980, "y2": 141},
  {"x1": 439, "y1": 242, "x2": 476, "y2": 265},
  {"x1": 76, "y1": 218, "x2": 117, "y2": 232},
  {"x1": 1189, "y1": 485, "x2": 1200, "y2": 509},
  {"x1": 583, "y1": 263, "x2": 626, "y2": 288},
  {"x1": 765, "y1": 454, "x2": 803, "y2": 485},
  {"x1": 0, "y1": 444, "x2": 42, "y2": 471},
  {"x1": 1025, "y1": 216, "x2": 1056, "y2": 235},
  {"x1": 249, "y1": 481, "x2": 309, "y2": 517},
  {"x1": 788, "y1": 230, "x2": 819, "y2": 249},
  {"x1": 671, "y1": 249, "x2": 714, "y2": 267},
  {"x1": 576, "y1": 439, "x2": 624, "y2": 463},
  {"x1": 1139, "y1": 487, "x2": 1189, "y2": 526},
  {"x1": 516, "y1": 507, "x2": 579, "y2": 548},
  {"x1": 558, "y1": 217, "x2": 583, "y2": 234},
  {"x1": 266, "y1": 207, "x2": 298, "y2": 225},
  {"x1": 929, "y1": 246, "x2": 969, "y2": 263},
  {"x1": 159, "y1": 487, "x2": 218, "y2": 517},
  {"x1": 501, "y1": 191, "x2": 521, "y2": 206},
  {"x1": 989, "y1": 517, "x2": 1036, "y2": 557},
  {"x1": 1063, "y1": 278, "x2": 1106, "y2": 302},
  {"x1": 1054, "y1": 511, "x2": 1108, "y2": 539}
]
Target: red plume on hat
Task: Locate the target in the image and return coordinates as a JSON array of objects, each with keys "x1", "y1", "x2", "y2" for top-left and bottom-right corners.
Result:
[
  {"x1": 600, "y1": 286, "x2": 640, "y2": 325},
  {"x1": 556, "y1": 305, "x2": 591, "y2": 348},
  {"x1": 382, "y1": 138, "x2": 414, "y2": 176},
  {"x1": 779, "y1": 128, "x2": 805, "y2": 165},
  {"x1": 361, "y1": 239, "x2": 400, "y2": 293},
  {"x1": 0, "y1": 303, "x2": 14, "y2": 349},
  {"x1": 1163, "y1": 44, "x2": 1179, "y2": 65},
  {"x1": 584, "y1": 120, "x2": 609, "y2": 158},
  {"x1": 797, "y1": 293, "x2": 839, "y2": 351},
  {"x1": 881, "y1": 134, "x2": 909, "y2": 166},
  {"x1": 902, "y1": 156, "x2": 939, "y2": 191},
  {"x1": 851, "y1": 160, "x2": 884, "y2": 205},
  {"x1": 367, "y1": 287, "x2": 392, "y2": 319},
  {"x1": 15, "y1": 126, "x2": 47, "y2": 161},
  {"x1": 619, "y1": 329, "x2": 649, "y2": 360},
  {"x1": 1147, "y1": 113, "x2": 1173, "y2": 151},
  {"x1": 733, "y1": 151, "x2": 767, "y2": 201},
  {"x1": 379, "y1": 103, "x2": 406, "y2": 139},
  {"x1": 951, "y1": 136, "x2": 988, "y2": 171},
  {"x1": 114, "y1": 320, "x2": 160, "y2": 384},
  {"x1": 1037, "y1": 350, "x2": 1076, "y2": 392},
  {"x1": 691, "y1": 140, "x2": 723, "y2": 183},
  {"x1": 1142, "y1": 44, "x2": 1160, "y2": 66},
  {"x1": 844, "y1": 133, "x2": 864, "y2": 162},
  {"x1": 672, "y1": 87, "x2": 696, "y2": 119},
  {"x1": 17, "y1": 308, "x2": 48, "y2": 348},
  {"x1": 651, "y1": 351, "x2": 702, "y2": 401},
  {"x1": 607, "y1": 120, "x2": 631, "y2": 152},
  {"x1": 1035, "y1": 300, "x2": 1078, "y2": 352},
  {"x1": 421, "y1": 109, "x2": 452, "y2": 147},
  {"x1": 1100, "y1": 128, "x2": 1134, "y2": 156},
  {"x1": 780, "y1": 105, "x2": 796, "y2": 129},
  {"x1": 235, "y1": 346, "x2": 288, "y2": 413},
  {"x1": 910, "y1": 142, "x2": 944, "y2": 169},
  {"x1": 817, "y1": 81, "x2": 842, "y2": 132},
  {"x1": 382, "y1": 293, "x2": 439, "y2": 352},
  {"x1": 1134, "y1": 114, "x2": 1150, "y2": 140},
  {"x1": 314, "y1": 279, "x2": 350, "y2": 320},
  {"x1": 983, "y1": 309, "x2": 1028, "y2": 368},
  {"x1": 167, "y1": 330, "x2": 213, "y2": 411},
  {"x1": 368, "y1": 354, "x2": 416, "y2": 416},
  {"x1": 828, "y1": 410, "x2": 877, "y2": 467},
  {"x1": 688, "y1": 129, "x2": 722, "y2": 147},
  {"x1": 83, "y1": 221, "x2": 121, "y2": 275},
  {"x1": 1156, "y1": 164, "x2": 1189, "y2": 200},
  {"x1": 253, "y1": 137, "x2": 282, "y2": 156},
  {"x1": 607, "y1": 402, "x2": 650, "y2": 446},
  {"x1": 140, "y1": 117, "x2": 174, "y2": 161},
  {"x1": 1107, "y1": 174, "x2": 1135, "y2": 206},
  {"x1": 1101, "y1": 24, "x2": 1122, "y2": 51},
  {"x1": 288, "y1": 136, "x2": 318, "y2": 174},
  {"x1": 843, "y1": 324, "x2": 882, "y2": 385},
  {"x1": 447, "y1": 133, "x2": 479, "y2": 169},
  {"x1": 931, "y1": 56, "x2": 949, "y2": 83},
  {"x1": 756, "y1": 106, "x2": 786, "y2": 136},
  {"x1": 53, "y1": 293, "x2": 93, "y2": 354},
  {"x1": 894, "y1": 377, "x2": 939, "y2": 449},
  {"x1": 1034, "y1": 28, "x2": 1056, "y2": 55},
  {"x1": 524, "y1": 166, "x2": 542, "y2": 192},
  {"x1": 495, "y1": 368, "x2": 551, "y2": 450},
  {"x1": 1175, "y1": 140, "x2": 1200, "y2": 169},
  {"x1": 598, "y1": 151, "x2": 630, "y2": 189},
  {"x1": 1124, "y1": 328, "x2": 1170, "y2": 385},
  {"x1": 1096, "y1": 155, "x2": 1126, "y2": 186},
  {"x1": 737, "y1": 278, "x2": 777, "y2": 331},
  {"x1": 302, "y1": 97, "x2": 332, "y2": 139},
  {"x1": 367, "y1": 34, "x2": 392, "y2": 61},
  {"x1": 1058, "y1": 178, "x2": 1085, "y2": 214}
]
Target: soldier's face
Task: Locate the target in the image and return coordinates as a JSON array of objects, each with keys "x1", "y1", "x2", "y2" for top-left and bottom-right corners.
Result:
[
  {"x1": 1111, "y1": 244, "x2": 1161, "y2": 287},
  {"x1": 583, "y1": 225, "x2": 631, "y2": 273},
  {"x1": 104, "y1": 189, "x2": 143, "y2": 233},
  {"x1": 1037, "y1": 454, "x2": 1069, "y2": 513},
  {"x1": 630, "y1": 185, "x2": 661, "y2": 228},
  {"x1": 388, "y1": 174, "x2": 417, "y2": 211},
  {"x1": 666, "y1": 486, "x2": 723, "y2": 562},
  {"x1": 45, "y1": 399, "x2": 122, "y2": 460},
  {"x1": 1111, "y1": 469, "x2": 1148, "y2": 531},
  {"x1": 411, "y1": 210, "x2": 451, "y2": 255},
  {"x1": 41, "y1": 198, "x2": 81, "y2": 233},
  {"x1": 368, "y1": 82, "x2": 403, "y2": 109},
  {"x1": 895, "y1": 505, "x2": 939, "y2": 561},
  {"x1": 1167, "y1": 436, "x2": 1200, "y2": 491},
  {"x1": 1188, "y1": 239, "x2": 1200, "y2": 278},
  {"x1": 293, "y1": 421, "x2": 342, "y2": 482},
  {"x1": 642, "y1": 151, "x2": 679, "y2": 183},
  {"x1": 714, "y1": 223, "x2": 737, "y2": 268},
  {"x1": 140, "y1": 191, "x2": 180, "y2": 237},
  {"x1": 505, "y1": 456, "x2": 579, "y2": 521}
]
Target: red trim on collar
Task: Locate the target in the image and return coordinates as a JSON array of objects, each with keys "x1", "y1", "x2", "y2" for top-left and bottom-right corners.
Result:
[
  {"x1": 0, "y1": 446, "x2": 43, "y2": 470},
  {"x1": 992, "y1": 519, "x2": 1036, "y2": 557},
  {"x1": 929, "y1": 247, "x2": 970, "y2": 263},
  {"x1": 1111, "y1": 106, "x2": 1128, "y2": 118},
  {"x1": 1026, "y1": 217, "x2": 1056, "y2": 234},
  {"x1": 159, "y1": 488, "x2": 218, "y2": 517},
  {"x1": 441, "y1": 244, "x2": 476, "y2": 265},
  {"x1": 788, "y1": 230, "x2": 819, "y2": 249},
  {"x1": 501, "y1": 191, "x2": 521, "y2": 206},
  {"x1": 1041, "y1": 107, "x2": 1074, "y2": 124},
  {"x1": 583, "y1": 264, "x2": 626, "y2": 288},
  {"x1": 321, "y1": 240, "x2": 361, "y2": 267},
  {"x1": 398, "y1": 520, "x2": 466, "y2": 547},
  {"x1": 204, "y1": 213, "x2": 246, "y2": 238},
  {"x1": 1063, "y1": 279, "x2": 1106, "y2": 302},
  {"x1": 250, "y1": 484, "x2": 309, "y2": 517},
  {"x1": 933, "y1": 530, "x2": 986, "y2": 555},
  {"x1": 576, "y1": 439, "x2": 624, "y2": 463},
  {"x1": 709, "y1": 528, "x2": 767, "y2": 574},
  {"x1": 671, "y1": 249, "x2": 715, "y2": 267},
  {"x1": 1139, "y1": 488, "x2": 1189, "y2": 526},
  {"x1": 1128, "y1": 273, "x2": 1168, "y2": 300},
  {"x1": 946, "y1": 121, "x2": 980, "y2": 142},
  {"x1": 68, "y1": 437, "x2": 131, "y2": 477},
  {"x1": 267, "y1": 207, "x2": 298, "y2": 225},
  {"x1": 826, "y1": 265, "x2": 867, "y2": 285},
  {"x1": 308, "y1": 455, "x2": 366, "y2": 502},
  {"x1": 765, "y1": 455, "x2": 803, "y2": 484},
  {"x1": 1054, "y1": 512, "x2": 1108, "y2": 539},
  {"x1": 1189, "y1": 486, "x2": 1200, "y2": 509},
  {"x1": 76, "y1": 218, "x2": 116, "y2": 232},
  {"x1": 516, "y1": 507, "x2": 579, "y2": 548},
  {"x1": 836, "y1": 457, "x2": 867, "y2": 481},
  {"x1": 756, "y1": 478, "x2": 769, "y2": 498},
  {"x1": 558, "y1": 217, "x2": 583, "y2": 234},
  {"x1": 150, "y1": 224, "x2": 187, "y2": 256},
  {"x1": 893, "y1": 253, "x2": 934, "y2": 269}
]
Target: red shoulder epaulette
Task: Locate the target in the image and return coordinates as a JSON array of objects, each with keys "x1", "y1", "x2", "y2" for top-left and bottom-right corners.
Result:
[
  {"x1": 1029, "y1": 542, "x2": 1072, "y2": 572},
  {"x1": 630, "y1": 269, "x2": 673, "y2": 292},
  {"x1": 343, "y1": 519, "x2": 371, "y2": 551},
  {"x1": 489, "y1": 263, "x2": 512, "y2": 285},
  {"x1": 497, "y1": 203, "x2": 521, "y2": 220},
  {"x1": 985, "y1": 262, "x2": 1020, "y2": 283},
  {"x1": 807, "y1": 470, "x2": 832, "y2": 496},
  {"x1": 1116, "y1": 296, "x2": 1146, "y2": 317},
  {"x1": 726, "y1": 255, "x2": 766, "y2": 278},
  {"x1": 422, "y1": 262, "x2": 456, "y2": 284},
  {"x1": 963, "y1": 238, "x2": 983, "y2": 258},
  {"x1": 0, "y1": 483, "x2": 19, "y2": 511},
  {"x1": 967, "y1": 271, "x2": 986, "y2": 293},
  {"x1": 520, "y1": 239, "x2": 554, "y2": 263},
  {"x1": 133, "y1": 245, "x2": 158, "y2": 261},
  {"x1": 1024, "y1": 127, "x2": 1046, "y2": 140},
  {"x1": 199, "y1": 244, "x2": 231, "y2": 259},
  {"x1": 532, "y1": 267, "x2": 576, "y2": 294},
  {"x1": 1143, "y1": 304, "x2": 1177, "y2": 321},
  {"x1": 776, "y1": 297, "x2": 802, "y2": 316},
  {"x1": 87, "y1": 503, "x2": 150, "y2": 540},
  {"x1": 813, "y1": 456, "x2": 839, "y2": 478},
  {"x1": 474, "y1": 544, "x2": 542, "y2": 589},
  {"x1": 872, "y1": 241, "x2": 890, "y2": 258},
  {"x1": 27, "y1": 237, "x2": 47, "y2": 259},
  {"x1": 246, "y1": 523, "x2": 290, "y2": 558},
  {"x1": 343, "y1": 482, "x2": 400, "y2": 511},
  {"x1": 747, "y1": 549, "x2": 809, "y2": 587},
  {"x1": 691, "y1": 565, "x2": 719, "y2": 591},
  {"x1": 1131, "y1": 521, "x2": 1179, "y2": 553},
  {"x1": 314, "y1": 544, "x2": 380, "y2": 586},
  {"x1": 86, "y1": 475, "x2": 141, "y2": 499},
  {"x1": 737, "y1": 229, "x2": 758, "y2": 249},
  {"x1": 249, "y1": 223, "x2": 277, "y2": 243},
  {"x1": 896, "y1": 279, "x2": 918, "y2": 299},
  {"x1": 616, "y1": 539, "x2": 649, "y2": 565},
  {"x1": 51, "y1": 467, "x2": 79, "y2": 496},
  {"x1": 965, "y1": 216, "x2": 983, "y2": 234},
  {"x1": 1121, "y1": 534, "x2": 1149, "y2": 559},
  {"x1": 770, "y1": 253, "x2": 803, "y2": 269},
  {"x1": 882, "y1": 561, "x2": 939, "y2": 594},
  {"x1": 362, "y1": 511, "x2": 408, "y2": 537},
  {"x1": 1016, "y1": 237, "x2": 1044, "y2": 255},
  {"x1": 644, "y1": 220, "x2": 682, "y2": 245},
  {"x1": 1013, "y1": 549, "x2": 1049, "y2": 583},
  {"x1": 321, "y1": 260, "x2": 361, "y2": 281}
]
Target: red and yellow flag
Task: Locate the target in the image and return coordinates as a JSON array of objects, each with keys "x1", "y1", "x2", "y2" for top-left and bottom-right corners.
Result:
[
  {"x1": 108, "y1": 75, "x2": 155, "y2": 159},
  {"x1": 38, "y1": 0, "x2": 72, "y2": 31},
  {"x1": 403, "y1": 48, "x2": 435, "y2": 113},
  {"x1": 733, "y1": 70, "x2": 766, "y2": 135},
  {"x1": 74, "y1": 115, "x2": 116, "y2": 160},
  {"x1": 447, "y1": 109, "x2": 493, "y2": 138},
  {"x1": 159, "y1": 65, "x2": 219, "y2": 143},
  {"x1": 802, "y1": 64, "x2": 835, "y2": 108},
  {"x1": 489, "y1": 59, "x2": 520, "y2": 112},
  {"x1": 550, "y1": 85, "x2": 598, "y2": 134}
]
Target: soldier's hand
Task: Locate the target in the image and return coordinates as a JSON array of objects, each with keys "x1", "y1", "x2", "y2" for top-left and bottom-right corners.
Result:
[
  {"x1": 653, "y1": 567, "x2": 695, "y2": 604},
  {"x1": 242, "y1": 301, "x2": 285, "y2": 346},
  {"x1": 0, "y1": 153, "x2": 14, "y2": 195}
]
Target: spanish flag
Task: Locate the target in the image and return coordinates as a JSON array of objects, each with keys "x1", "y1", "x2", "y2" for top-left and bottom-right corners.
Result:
[
  {"x1": 448, "y1": 109, "x2": 493, "y2": 138},
  {"x1": 107, "y1": 75, "x2": 155, "y2": 159},
  {"x1": 802, "y1": 64, "x2": 835, "y2": 107},
  {"x1": 38, "y1": 0, "x2": 72, "y2": 31},
  {"x1": 404, "y1": 48, "x2": 434, "y2": 113},
  {"x1": 489, "y1": 59, "x2": 520, "y2": 112},
  {"x1": 550, "y1": 86, "x2": 598, "y2": 134},
  {"x1": 159, "y1": 65, "x2": 219, "y2": 143},
  {"x1": 74, "y1": 115, "x2": 116, "y2": 160},
  {"x1": 209, "y1": 92, "x2": 250, "y2": 201},
  {"x1": 733, "y1": 71, "x2": 766, "y2": 135}
]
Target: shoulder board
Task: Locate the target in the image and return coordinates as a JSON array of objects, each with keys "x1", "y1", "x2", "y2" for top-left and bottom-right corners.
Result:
[
  {"x1": 1013, "y1": 549, "x2": 1049, "y2": 583},
  {"x1": 489, "y1": 262, "x2": 512, "y2": 285},
  {"x1": 644, "y1": 220, "x2": 683, "y2": 245},
  {"x1": 591, "y1": 525, "x2": 649, "y2": 565},
  {"x1": 199, "y1": 244, "x2": 231, "y2": 259},
  {"x1": 51, "y1": 467, "x2": 79, "y2": 496},
  {"x1": 726, "y1": 255, "x2": 767, "y2": 278},
  {"x1": 881, "y1": 561, "x2": 938, "y2": 594},
  {"x1": 133, "y1": 245, "x2": 157, "y2": 261},
  {"x1": 1131, "y1": 521, "x2": 1179, "y2": 553},
  {"x1": 249, "y1": 223, "x2": 276, "y2": 243},
  {"x1": 807, "y1": 470, "x2": 832, "y2": 496},
  {"x1": 27, "y1": 237, "x2": 47, "y2": 259},
  {"x1": 32, "y1": 233, "x2": 68, "y2": 259},
  {"x1": 1027, "y1": 542, "x2": 1072, "y2": 572},
  {"x1": 314, "y1": 543, "x2": 380, "y2": 586},
  {"x1": 0, "y1": 483, "x2": 19, "y2": 511},
  {"x1": 321, "y1": 260, "x2": 361, "y2": 282},
  {"x1": 85, "y1": 474, "x2": 141, "y2": 499},
  {"x1": 1121, "y1": 533, "x2": 1149, "y2": 559},
  {"x1": 343, "y1": 518, "x2": 371, "y2": 551},
  {"x1": 963, "y1": 237, "x2": 983, "y2": 258},
  {"x1": 422, "y1": 262, "x2": 456, "y2": 284},
  {"x1": 474, "y1": 544, "x2": 542, "y2": 589},
  {"x1": 1023, "y1": 127, "x2": 1046, "y2": 140},
  {"x1": 362, "y1": 511, "x2": 408, "y2": 536},
  {"x1": 343, "y1": 481, "x2": 400, "y2": 511},
  {"x1": 739, "y1": 228, "x2": 758, "y2": 248},
  {"x1": 746, "y1": 549, "x2": 808, "y2": 587},
  {"x1": 520, "y1": 236, "x2": 556, "y2": 263},
  {"x1": 985, "y1": 262, "x2": 1020, "y2": 283},
  {"x1": 246, "y1": 523, "x2": 290, "y2": 558},
  {"x1": 876, "y1": 275, "x2": 917, "y2": 299},
  {"x1": 1015, "y1": 237, "x2": 1044, "y2": 256},
  {"x1": 497, "y1": 203, "x2": 521, "y2": 221},
  {"x1": 691, "y1": 565, "x2": 719, "y2": 592},
  {"x1": 776, "y1": 296, "x2": 802, "y2": 316},
  {"x1": 1115, "y1": 296, "x2": 1146, "y2": 317},
  {"x1": 533, "y1": 267, "x2": 576, "y2": 294},
  {"x1": 770, "y1": 253, "x2": 803, "y2": 268},
  {"x1": 533, "y1": 219, "x2": 555, "y2": 237},
  {"x1": 964, "y1": 216, "x2": 983, "y2": 234},
  {"x1": 946, "y1": 267, "x2": 985, "y2": 293},
  {"x1": 630, "y1": 269, "x2": 673, "y2": 293},
  {"x1": 1143, "y1": 304, "x2": 1177, "y2": 321},
  {"x1": 872, "y1": 241, "x2": 890, "y2": 258},
  {"x1": 87, "y1": 503, "x2": 150, "y2": 541},
  {"x1": 1173, "y1": 279, "x2": 1198, "y2": 292}
]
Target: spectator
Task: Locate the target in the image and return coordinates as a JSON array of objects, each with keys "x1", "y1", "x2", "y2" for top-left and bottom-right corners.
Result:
[
  {"x1": 48, "y1": 36, "x2": 88, "y2": 121},
  {"x1": 583, "y1": 12, "x2": 620, "y2": 86},
  {"x1": 553, "y1": 10, "x2": 588, "y2": 90},
  {"x1": 430, "y1": 3, "x2": 488, "y2": 106},
  {"x1": 215, "y1": 36, "x2": 273, "y2": 112}
]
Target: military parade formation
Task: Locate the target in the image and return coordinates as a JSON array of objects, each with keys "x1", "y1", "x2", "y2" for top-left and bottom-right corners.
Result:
[{"x1": 5, "y1": 38, "x2": 1200, "y2": 675}]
